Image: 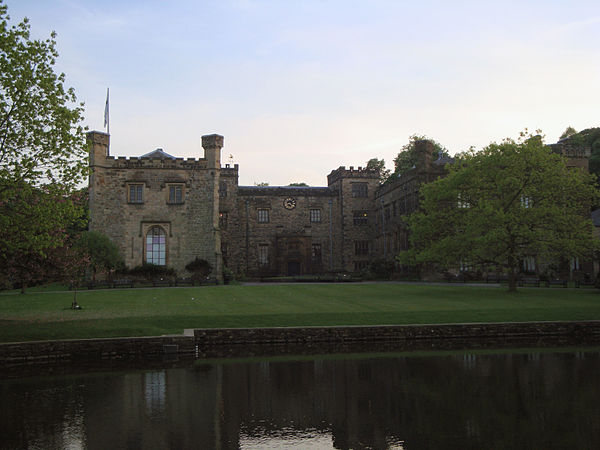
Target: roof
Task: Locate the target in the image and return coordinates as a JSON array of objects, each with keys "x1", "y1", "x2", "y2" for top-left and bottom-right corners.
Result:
[
  {"x1": 433, "y1": 154, "x2": 455, "y2": 165},
  {"x1": 238, "y1": 186, "x2": 336, "y2": 197},
  {"x1": 140, "y1": 148, "x2": 176, "y2": 159}
]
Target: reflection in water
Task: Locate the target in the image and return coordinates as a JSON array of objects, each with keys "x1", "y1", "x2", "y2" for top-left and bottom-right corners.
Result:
[{"x1": 1, "y1": 350, "x2": 600, "y2": 449}]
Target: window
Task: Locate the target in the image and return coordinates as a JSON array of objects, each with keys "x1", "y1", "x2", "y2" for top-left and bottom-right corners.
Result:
[
  {"x1": 168, "y1": 185, "x2": 184, "y2": 204},
  {"x1": 310, "y1": 209, "x2": 321, "y2": 223},
  {"x1": 257, "y1": 209, "x2": 269, "y2": 223},
  {"x1": 146, "y1": 226, "x2": 166, "y2": 266},
  {"x1": 392, "y1": 201, "x2": 397, "y2": 217},
  {"x1": 219, "y1": 212, "x2": 228, "y2": 229},
  {"x1": 523, "y1": 256, "x2": 535, "y2": 272},
  {"x1": 219, "y1": 181, "x2": 227, "y2": 197},
  {"x1": 221, "y1": 243, "x2": 228, "y2": 265},
  {"x1": 354, "y1": 260, "x2": 369, "y2": 271},
  {"x1": 258, "y1": 244, "x2": 269, "y2": 265},
  {"x1": 311, "y1": 244, "x2": 322, "y2": 262},
  {"x1": 571, "y1": 257, "x2": 580, "y2": 271},
  {"x1": 355, "y1": 240, "x2": 370, "y2": 256},
  {"x1": 521, "y1": 196, "x2": 532, "y2": 208},
  {"x1": 352, "y1": 183, "x2": 368, "y2": 198},
  {"x1": 353, "y1": 211, "x2": 368, "y2": 226},
  {"x1": 384, "y1": 206, "x2": 391, "y2": 221},
  {"x1": 128, "y1": 184, "x2": 144, "y2": 204}
]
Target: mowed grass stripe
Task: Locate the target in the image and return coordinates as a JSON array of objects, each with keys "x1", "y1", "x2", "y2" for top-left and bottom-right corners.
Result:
[{"x1": 1, "y1": 283, "x2": 599, "y2": 342}]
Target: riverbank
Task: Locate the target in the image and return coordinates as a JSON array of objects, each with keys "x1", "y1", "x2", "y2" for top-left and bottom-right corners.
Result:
[
  {"x1": 1, "y1": 283, "x2": 599, "y2": 343},
  {"x1": 2, "y1": 321, "x2": 600, "y2": 377}
]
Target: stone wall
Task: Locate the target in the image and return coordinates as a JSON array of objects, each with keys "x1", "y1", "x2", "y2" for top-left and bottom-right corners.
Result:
[
  {"x1": 327, "y1": 166, "x2": 380, "y2": 272},
  {"x1": 3, "y1": 321, "x2": 599, "y2": 371}
]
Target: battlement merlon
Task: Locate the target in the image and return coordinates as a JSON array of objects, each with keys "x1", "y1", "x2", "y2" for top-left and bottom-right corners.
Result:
[
  {"x1": 87, "y1": 130, "x2": 110, "y2": 166},
  {"x1": 327, "y1": 165, "x2": 380, "y2": 186},
  {"x1": 202, "y1": 134, "x2": 224, "y2": 169}
]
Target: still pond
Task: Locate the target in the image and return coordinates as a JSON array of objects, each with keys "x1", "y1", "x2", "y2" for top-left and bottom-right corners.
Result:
[{"x1": 2, "y1": 348, "x2": 600, "y2": 449}]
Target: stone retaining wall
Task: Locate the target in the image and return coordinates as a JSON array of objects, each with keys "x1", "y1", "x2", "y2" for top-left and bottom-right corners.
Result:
[
  {"x1": 0, "y1": 335, "x2": 195, "y2": 367},
  {"x1": 1, "y1": 321, "x2": 599, "y2": 370}
]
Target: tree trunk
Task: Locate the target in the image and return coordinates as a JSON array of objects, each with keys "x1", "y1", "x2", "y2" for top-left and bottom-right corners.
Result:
[
  {"x1": 20, "y1": 283, "x2": 27, "y2": 294},
  {"x1": 507, "y1": 271, "x2": 517, "y2": 292}
]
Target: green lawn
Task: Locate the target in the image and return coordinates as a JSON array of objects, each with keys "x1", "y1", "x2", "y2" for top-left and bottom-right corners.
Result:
[{"x1": 0, "y1": 283, "x2": 599, "y2": 343}]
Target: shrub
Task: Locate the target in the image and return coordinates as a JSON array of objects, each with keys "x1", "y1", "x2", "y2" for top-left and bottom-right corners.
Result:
[
  {"x1": 369, "y1": 259, "x2": 396, "y2": 280},
  {"x1": 185, "y1": 258, "x2": 213, "y2": 281},
  {"x1": 127, "y1": 264, "x2": 176, "y2": 281}
]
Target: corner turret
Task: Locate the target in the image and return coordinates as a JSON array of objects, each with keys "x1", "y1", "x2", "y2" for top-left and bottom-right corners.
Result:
[
  {"x1": 87, "y1": 131, "x2": 110, "y2": 166},
  {"x1": 202, "y1": 134, "x2": 224, "y2": 169}
]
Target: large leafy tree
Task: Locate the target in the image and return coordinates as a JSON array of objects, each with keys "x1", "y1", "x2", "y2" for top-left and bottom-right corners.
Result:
[
  {"x1": 393, "y1": 134, "x2": 449, "y2": 175},
  {"x1": 400, "y1": 131, "x2": 599, "y2": 291},
  {"x1": 0, "y1": 1, "x2": 87, "y2": 288}
]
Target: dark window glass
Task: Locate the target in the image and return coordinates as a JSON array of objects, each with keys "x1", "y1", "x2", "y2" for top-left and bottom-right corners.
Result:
[
  {"x1": 310, "y1": 209, "x2": 321, "y2": 223},
  {"x1": 169, "y1": 185, "x2": 183, "y2": 204},
  {"x1": 311, "y1": 244, "x2": 322, "y2": 262},
  {"x1": 354, "y1": 240, "x2": 370, "y2": 256},
  {"x1": 258, "y1": 244, "x2": 269, "y2": 265},
  {"x1": 352, "y1": 183, "x2": 368, "y2": 198},
  {"x1": 219, "y1": 212, "x2": 228, "y2": 229},
  {"x1": 258, "y1": 209, "x2": 269, "y2": 223},
  {"x1": 129, "y1": 184, "x2": 143, "y2": 203},
  {"x1": 353, "y1": 211, "x2": 368, "y2": 225}
]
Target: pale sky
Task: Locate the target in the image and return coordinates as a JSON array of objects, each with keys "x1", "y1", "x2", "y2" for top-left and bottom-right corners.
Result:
[{"x1": 8, "y1": 0, "x2": 600, "y2": 186}]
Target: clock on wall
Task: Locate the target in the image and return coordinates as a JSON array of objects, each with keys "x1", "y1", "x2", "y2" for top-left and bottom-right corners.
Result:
[{"x1": 283, "y1": 197, "x2": 297, "y2": 210}]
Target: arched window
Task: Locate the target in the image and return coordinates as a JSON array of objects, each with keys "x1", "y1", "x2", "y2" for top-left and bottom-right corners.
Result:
[{"x1": 146, "y1": 226, "x2": 166, "y2": 265}]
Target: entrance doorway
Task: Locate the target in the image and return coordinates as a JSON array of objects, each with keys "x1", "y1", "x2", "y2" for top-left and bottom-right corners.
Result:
[{"x1": 287, "y1": 261, "x2": 301, "y2": 276}]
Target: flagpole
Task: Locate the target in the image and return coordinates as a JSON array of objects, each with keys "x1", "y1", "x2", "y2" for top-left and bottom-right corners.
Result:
[{"x1": 104, "y1": 87, "x2": 110, "y2": 135}]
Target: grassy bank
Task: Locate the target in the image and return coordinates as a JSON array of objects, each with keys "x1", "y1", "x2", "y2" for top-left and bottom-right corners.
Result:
[{"x1": 0, "y1": 283, "x2": 599, "y2": 343}]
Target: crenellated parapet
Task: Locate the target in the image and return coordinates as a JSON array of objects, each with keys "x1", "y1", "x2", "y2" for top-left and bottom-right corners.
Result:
[
  {"x1": 327, "y1": 165, "x2": 379, "y2": 185},
  {"x1": 99, "y1": 155, "x2": 210, "y2": 170}
]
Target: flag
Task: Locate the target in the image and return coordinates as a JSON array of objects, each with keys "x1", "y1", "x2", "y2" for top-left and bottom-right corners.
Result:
[{"x1": 103, "y1": 88, "x2": 109, "y2": 131}]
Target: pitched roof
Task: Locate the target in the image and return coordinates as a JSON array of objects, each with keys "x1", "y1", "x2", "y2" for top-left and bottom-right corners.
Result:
[{"x1": 140, "y1": 148, "x2": 176, "y2": 159}]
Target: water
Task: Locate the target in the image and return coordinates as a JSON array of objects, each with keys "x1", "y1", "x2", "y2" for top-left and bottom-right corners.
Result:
[{"x1": 2, "y1": 349, "x2": 600, "y2": 449}]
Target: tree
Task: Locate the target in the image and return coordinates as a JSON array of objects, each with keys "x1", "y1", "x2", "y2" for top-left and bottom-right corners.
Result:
[
  {"x1": 0, "y1": 1, "x2": 87, "y2": 287},
  {"x1": 393, "y1": 134, "x2": 449, "y2": 175},
  {"x1": 76, "y1": 231, "x2": 124, "y2": 282},
  {"x1": 559, "y1": 126, "x2": 578, "y2": 140},
  {"x1": 365, "y1": 158, "x2": 391, "y2": 183},
  {"x1": 254, "y1": 182, "x2": 269, "y2": 186},
  {"x1": 288, "y1": 182, "x2": 309, "y2": 186},
  {"x1": 400, "y1": 131, "x2": 599, "y2": 292},
  {"x1": 0, "y1": 184, "x2": 82, "y2": 292},
  {"x1": 47, "y1": 237, "x2": 89, "y2": 308}
]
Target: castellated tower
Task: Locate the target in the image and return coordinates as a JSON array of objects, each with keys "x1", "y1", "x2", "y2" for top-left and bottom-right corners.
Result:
[{"x1": 87, "y1": 131, "x2": 224, "y2": 282}]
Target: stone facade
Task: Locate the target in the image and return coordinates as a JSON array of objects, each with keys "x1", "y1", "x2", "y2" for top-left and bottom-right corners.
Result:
[
  {"x1": 374, "y1": 140, "x2": 452, "y2": 261},
  {"x1": 88, "y1": 131, "x2": 381, "y2": 279},
  {"x1": 88, "y1": 132, "x2": 222, "y2": 280},
  {"x1": 88, "y1": 131, "x2": 594, "y2": 281}
]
